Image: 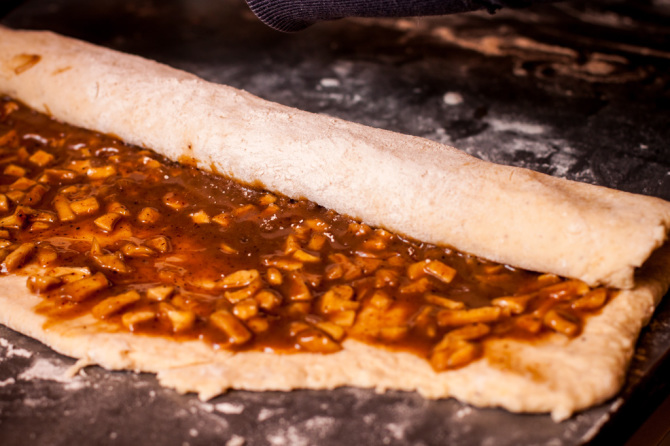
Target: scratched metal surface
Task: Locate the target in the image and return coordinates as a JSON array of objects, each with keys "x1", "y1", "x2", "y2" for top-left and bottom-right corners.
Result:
[{"x1": 1, "y1": 0, "x2": 670, "y2": 444}]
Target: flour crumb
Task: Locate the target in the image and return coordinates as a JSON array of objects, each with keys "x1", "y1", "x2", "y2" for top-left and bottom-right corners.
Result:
[
  {"x1": 0, "y1": 377, "x2": 16, "y2": 387},
  {"x1": 549, "y1": 150, "x2": 577, "y2": 177},
  {"x1": 19, "y1": 358, "x2": 71, "y2": 382},
  {"x1": 385, "y1": 423, "x2": 406, "y2": 440},
  {"x1": 189, "y1": 428, "x2": 199, "y2": 437},
  {"x1": 443, "y1": 92, "x2": 463, "y2": 105},
  {"x1": 455, "y1": 406, "x2": 473, "y2": 418},
  {"x1": 226, "y1": 435, "x2": 246, "y2": 446},
  {"x1": 64, "y1": 379, "x2": 87, "y2": 391},
  {"x1": 267, "y1": 426, "x2": 308, "y2": 446},
  {"x1": 23, "y1": 397, "x2": 51, "y2": 408},
  {"x1": 258, "y1": 407, "x2": 283, "y2": 422},
  {"x1": 320, "y1": 78, "x2": 340, "y2": 88},
  {"x1": 488, "y1": 118, "x2": 546, "y2": 135},
  {"x1": 332, "y1": 61, "x2": 352, "y2": 78},
  {"x1": 215, "y1": 402, "x2": 245, "y2": 414},
  {"x1": 0, "y1": 337, "x2": 33, "y2": 359},
  {"x1": 10, "y1": 347, "x2": 32, "y2": 358},
  {"x1": 304, "y1": 416, "x2": 336, "y2": 435}
]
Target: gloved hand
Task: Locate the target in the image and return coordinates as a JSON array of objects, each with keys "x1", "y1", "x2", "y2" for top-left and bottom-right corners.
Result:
[{"x1": 245, "y1": 0, "x2": 557, "y2": 32}]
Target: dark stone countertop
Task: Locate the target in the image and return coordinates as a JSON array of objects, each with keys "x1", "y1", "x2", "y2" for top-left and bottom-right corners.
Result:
[{"x1": 1, "y1": 0, "x2": 670, "y2": 444}]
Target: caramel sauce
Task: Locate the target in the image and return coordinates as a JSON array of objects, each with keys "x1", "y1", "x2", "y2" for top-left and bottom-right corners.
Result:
[{"x1": 0, "y1": 98, "x2": 612, "y2": 370}]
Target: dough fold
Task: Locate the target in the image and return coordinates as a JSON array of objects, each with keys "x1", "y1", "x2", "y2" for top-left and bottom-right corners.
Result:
[{"x1": 1, "y1": 26, "x2": 669, "y2": 288}]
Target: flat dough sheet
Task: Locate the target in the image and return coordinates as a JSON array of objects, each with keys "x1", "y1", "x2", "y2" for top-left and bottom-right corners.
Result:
[
  {"x1": 1, "y1": 27, "x2": 670, "y2": 421},
  {"x1": 1, "y1": 250, "x2": 668, "y2": 421}
]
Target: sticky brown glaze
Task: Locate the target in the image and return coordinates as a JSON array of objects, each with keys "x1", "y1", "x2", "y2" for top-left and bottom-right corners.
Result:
[{"x1": 0, "y1": 97, "x2": 612, "y2": 370}]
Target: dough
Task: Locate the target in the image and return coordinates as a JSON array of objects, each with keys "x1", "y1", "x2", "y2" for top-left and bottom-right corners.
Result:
[
  {"x1": 0, "y1": 26, "x2": 669, "y2": 421},
  {"x1": 1, "y1": 247, "x2": 668, "y2": 421},
  {"x1": 1, "y1": 27, "x2": 668, "y2": 289}
]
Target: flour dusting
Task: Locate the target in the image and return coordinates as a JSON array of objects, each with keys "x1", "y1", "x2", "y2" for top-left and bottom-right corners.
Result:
[
  {"x1": 0, "y1": 377, "x2": 16, "y2": 386},
  {"x1": 258, "y1": 407, "x2": 284, "y2": 422},
  {"x1": 454, "y1": 406, "x2": 473, "y2": 419},
  {"x1": 304, "y1": 415, "x2": 336, "y2": 436},
  {"x1": 0, "y1": 337, "x2": 33, "y2": 359},
  {"x1": 225, "y1": 435, "x2": 246, "y2": 446},
  {"x1": 385, "y1": 422, "x2": 407, "y2": 440},
  {"x1": 22, "y1": 397, "x2": 52, "y2": 408},
  {"x1": 320, "y1": 78, "x2": 340, "y2": 88},
  {"x1": 267, "y1": 426, "x2": 309, "y2": 446},
  {"x1": 216, "y1": 402, "x2": 245, "y2": 414},
  {"x1": 443, "y1": 92, "x2": 463, "y2": 105},
  {"x1": 549, "y1": 151, "x2": 578, "y2": 177},
  {"x1": 19, "y1": 358, "x2": 71, "y2": 382},
  {"x1": 18, "y1": 357, "x2": 86, "y2": 391},
  {"x1": 488, "y1": 119, "x2": 546, "y2": 135},
  {"x1": 331, "y1": 61, "x2": 353, "y2": 78}
]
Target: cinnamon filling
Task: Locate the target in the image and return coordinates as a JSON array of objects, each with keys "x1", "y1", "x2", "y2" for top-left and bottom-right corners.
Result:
[{"x1": 0, "y1": 97, "x2": 612, "y2": 371}]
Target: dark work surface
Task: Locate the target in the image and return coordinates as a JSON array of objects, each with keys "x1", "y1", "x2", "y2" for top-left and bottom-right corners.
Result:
[{"x1": 1, "y1": 0, "x2": 670, "y2": 444}]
